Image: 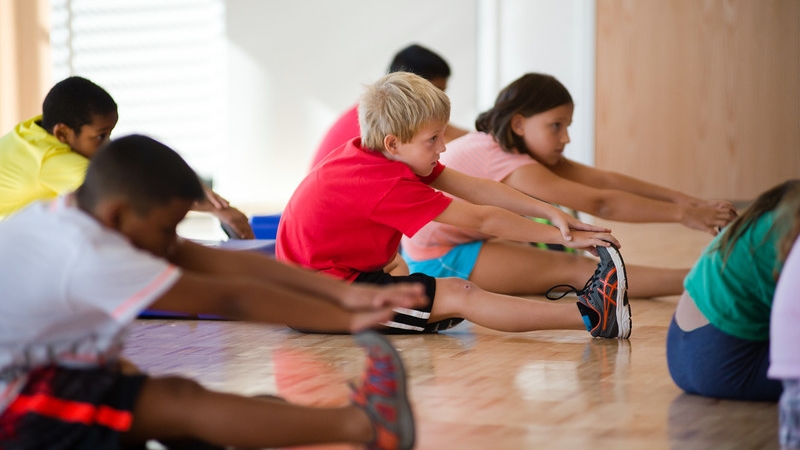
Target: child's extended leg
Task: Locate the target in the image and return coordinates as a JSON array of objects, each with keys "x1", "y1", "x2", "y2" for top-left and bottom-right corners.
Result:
[
  {"x1": 430, "y1": 245, "x2": 631, "y2": 338},
  {"x1": 469, "y1": 239, "x2": 685, "y2": 298},
  {"x1": 122, "y1": 332, "x2": 414, "y2": 450}
]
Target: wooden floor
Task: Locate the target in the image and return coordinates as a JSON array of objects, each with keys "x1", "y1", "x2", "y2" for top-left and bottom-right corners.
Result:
[{"x1": 125, "y1": 220, "x2": 779, "y2": 450}]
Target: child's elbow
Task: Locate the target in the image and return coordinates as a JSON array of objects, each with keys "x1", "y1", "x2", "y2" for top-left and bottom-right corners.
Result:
[
  {"x1": 583, "y1": 196, "x2": 615, "y2": 219},
  {"x1": 472, "y1": 206, "x2": 501, "y2": 234}
]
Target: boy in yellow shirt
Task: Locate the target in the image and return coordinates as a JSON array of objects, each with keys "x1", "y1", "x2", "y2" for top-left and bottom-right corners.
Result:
[{"x1": 0, "y1": 76, "x2": 253, "y2": 238}]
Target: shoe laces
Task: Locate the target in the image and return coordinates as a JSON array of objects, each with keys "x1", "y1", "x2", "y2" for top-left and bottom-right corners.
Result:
[{"x1": 545, "y1": 264, "x2": 602, "y2": 300}]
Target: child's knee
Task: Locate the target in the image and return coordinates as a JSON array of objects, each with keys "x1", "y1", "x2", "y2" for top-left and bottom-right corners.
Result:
[
  {"x1": 438, "y1": 276, "x2": 479, "y2": 292},
  {"x1": 435, "y1": 277, "x2": 482, "y2": 309},
  {"x1": 131, "y1": 376, "x2": 210, "y2": 436},
  {"x1": 147, "y1": 376, "x2": 207, "y2": 405}
]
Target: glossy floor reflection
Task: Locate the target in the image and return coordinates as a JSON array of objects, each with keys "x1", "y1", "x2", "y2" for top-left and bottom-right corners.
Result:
[{"x1": 125, "y1": 220, "x2": 779, "y2": 450}]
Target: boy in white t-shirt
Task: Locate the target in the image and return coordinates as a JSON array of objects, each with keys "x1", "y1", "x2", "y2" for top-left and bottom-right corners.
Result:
[{"x1": 0, "y1": 135, "x2": 424, "y2": 450}]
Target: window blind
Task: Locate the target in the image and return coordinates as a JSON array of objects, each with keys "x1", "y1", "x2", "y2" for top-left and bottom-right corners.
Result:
[{"x1": 50, "y1": 0, "x2": 226, "y2": 182}]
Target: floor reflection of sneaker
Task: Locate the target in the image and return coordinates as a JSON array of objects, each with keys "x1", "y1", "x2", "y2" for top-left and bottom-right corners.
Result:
[
  {"x1": 351, "y1": 331, "x2": 415, "y2": 450},
  {"x1": 578, "y1": 339, "x2": 632, "y2": 404},
  {"x1": 547, "y1": 244, "x2": 631, "y2": 339}
]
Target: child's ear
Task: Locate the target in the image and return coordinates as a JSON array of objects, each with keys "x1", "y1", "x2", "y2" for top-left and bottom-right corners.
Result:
[
  {"x1": 52, "y1": 123, "x2": 76, "y2": 144},
  {"x1": 510, "y1": 114, "x2": 525, "y2": 136},
  {"x1": 383, "y1": 134, "x2": 400, "y2": 155},
  {"x1": 95, "y1": 199, "x2": 127, "y2": 232}
]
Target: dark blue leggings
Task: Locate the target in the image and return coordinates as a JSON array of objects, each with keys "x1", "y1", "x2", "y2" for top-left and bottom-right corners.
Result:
[{"x1": 666, "y1": 315, "x2": 782, "y2": 401}]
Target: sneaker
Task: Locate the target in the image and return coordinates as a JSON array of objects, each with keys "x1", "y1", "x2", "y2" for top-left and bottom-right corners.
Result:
[
  {"x1": 351, "y1": 331, "x2": 415, "y2": 450},
  {"x1": 545, "y1": 244, "x2": 631, "y2": 339}
]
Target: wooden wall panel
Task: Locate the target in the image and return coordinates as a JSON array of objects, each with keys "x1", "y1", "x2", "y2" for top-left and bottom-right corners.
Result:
[
  {"x1": 0, "y1": 0, "x2": 51, "y2": 133},
  {"x1": 596, "y1": 0, "x2": 800, "y2": 200}
]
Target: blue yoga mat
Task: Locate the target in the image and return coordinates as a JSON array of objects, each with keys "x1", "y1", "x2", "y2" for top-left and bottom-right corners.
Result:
[{"x1": 138, "y1": 238, "x2": 276, "y2": 320}]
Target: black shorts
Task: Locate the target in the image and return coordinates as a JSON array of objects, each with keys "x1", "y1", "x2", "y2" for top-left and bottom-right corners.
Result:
[
  {"x1": 0, "y1": 366, "x2": 147, "y2": 450},
  {"x1": 354, "y1": 271, "x2": 464, "y2": 333}
]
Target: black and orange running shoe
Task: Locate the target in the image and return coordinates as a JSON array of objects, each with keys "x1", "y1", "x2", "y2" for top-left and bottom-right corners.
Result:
[{"x1": 546, "y1": 244, "x2": 631, "y2": 339}]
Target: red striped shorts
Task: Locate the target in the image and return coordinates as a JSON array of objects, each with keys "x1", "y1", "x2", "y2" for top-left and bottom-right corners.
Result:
[{"x1": 0, "y1": 366, "x2": 147, "y2": 450}]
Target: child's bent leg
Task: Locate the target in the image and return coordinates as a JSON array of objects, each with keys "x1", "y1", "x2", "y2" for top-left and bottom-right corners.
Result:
[{"x1": 429, "y1": 277, "x2": 585, "y2": 332}]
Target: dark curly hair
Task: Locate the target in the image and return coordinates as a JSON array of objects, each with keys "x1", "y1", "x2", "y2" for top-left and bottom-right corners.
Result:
[{"x1": 41, "y1": 76, "x2": 117, "y2": 134}]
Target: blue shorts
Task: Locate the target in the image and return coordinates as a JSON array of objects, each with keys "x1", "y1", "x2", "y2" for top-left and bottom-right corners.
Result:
[
  {"x1": 402, "y1": 241, "x2": 484, "y2": 280},
  {"x1": 666, "y1": 315, "x2": 782, "y2": 401}
]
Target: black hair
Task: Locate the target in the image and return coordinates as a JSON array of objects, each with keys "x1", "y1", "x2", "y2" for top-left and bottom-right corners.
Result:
[
  {"x1": 475, "y1": 73, "x2": 573, "y2": 154},
  {"x1": 714, "y1": 179, "x2": 800, "y2": 265},
  {"x1": 41, "y1": 76, "x2": 117, "y2": 134},
  {"x1": 388, "y1": 44, "x2": 451, "y2": 81},
  {"x1": 76, "y1": 134, "x2": 205, "y2": 214}
]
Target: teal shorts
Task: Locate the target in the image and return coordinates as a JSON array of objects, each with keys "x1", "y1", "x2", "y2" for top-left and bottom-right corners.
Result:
[{"x1": 402, "y1": 241, "x2": 484, "y2": 279}]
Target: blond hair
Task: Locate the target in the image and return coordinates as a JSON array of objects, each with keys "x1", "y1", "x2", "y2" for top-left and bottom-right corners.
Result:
[{"x1": 359, "y1": 71, "x2": 450, "y2": 150}]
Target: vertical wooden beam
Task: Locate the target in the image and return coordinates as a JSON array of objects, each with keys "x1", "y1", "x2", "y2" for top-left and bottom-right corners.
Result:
[{"x1": 0, "y1": 0, "x2": 51, "y2": 132}]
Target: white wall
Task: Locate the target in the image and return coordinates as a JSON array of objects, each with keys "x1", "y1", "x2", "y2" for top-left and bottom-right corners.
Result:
[
  {"x1": 221, "y1": 0, "x2": 479, "y2": 211},
  {"x1": 219, "y1": 0, "x2": 594, "y2": 212},
  {"x1": 480, "y1": 0, "x2": 595, "y2": 166}
]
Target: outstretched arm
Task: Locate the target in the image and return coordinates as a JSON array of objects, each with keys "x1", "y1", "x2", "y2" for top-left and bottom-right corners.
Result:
[
  {"x1": 192, "y1": 184, "x2": 256, "y2": 239},
  {"x1": 432, "y1": 199, "x2": 619, "y2": 253},
  {"x1": 504, "y1": 159, "x2": 737, "y2": 235},
  {"x1": 148, "y1": 271, "x2": 400, "y2": 333},
  {"x1": 551, "y1": 157, "x2": 697, "y2": 203},
  {"x1": 169, "y1": 239, "x2": 426, "y2": 312},
  {"x1": 430, "y1": 167, "x2": 609, "y2": 241}
]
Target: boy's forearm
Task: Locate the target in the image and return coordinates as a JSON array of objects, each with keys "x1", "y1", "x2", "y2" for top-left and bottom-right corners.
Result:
[
  {"x1": 480, "y1": 207, "x2": 566, "y2": 245},
  {"x1": 469, "y1": 177, "x2": 559, "y2": 219},
  {"x1": 248, "y1": 255, "x2": 350, "y2": 300},
  {"x1": 224, "y1": 280, "x2": 359, "y2": 332},
  {"x1": 172, "y1": 240, "x2": 349, "y2": 304},
  {"x1": 155, "y1": 273, "x2": 358, "y2": 332}
]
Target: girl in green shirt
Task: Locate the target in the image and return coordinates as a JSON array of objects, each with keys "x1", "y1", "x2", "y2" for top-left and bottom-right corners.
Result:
[{"x1": 667, "y1": 179, "x2": 800, "y2": 401}]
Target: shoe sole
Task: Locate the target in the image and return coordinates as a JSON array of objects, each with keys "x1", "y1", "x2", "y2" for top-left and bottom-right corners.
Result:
[
  {"x1": 601, "y1": 244, "x2": 631, "y2": 339},
  {"x1": 354, "y1": 331, "x2": 416, "y2": 450}
]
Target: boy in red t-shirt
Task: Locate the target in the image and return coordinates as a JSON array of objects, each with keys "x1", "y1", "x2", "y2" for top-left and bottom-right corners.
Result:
[{"x1": 277, "y1": 72, "x2": 632, "y2": 339}]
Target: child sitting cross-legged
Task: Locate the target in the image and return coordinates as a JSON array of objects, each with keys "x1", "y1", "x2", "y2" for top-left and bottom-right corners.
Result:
[
  {"x1": 277, "y1": 71, "x2": 632, "y2": 339},
  {"x1": 0, "y1": 135, "x2": 424, "y2": 450},
  {"x1": 668, "y1": 179, "x2": 800, "y2": 401}
]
